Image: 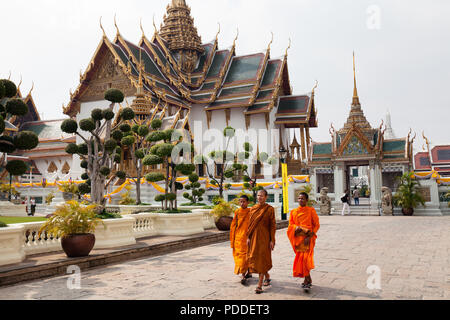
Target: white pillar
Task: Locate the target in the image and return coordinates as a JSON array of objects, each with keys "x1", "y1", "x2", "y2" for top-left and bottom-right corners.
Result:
[
  {"x1": 334, "y1": 164, "x2": 345, "y2": 205},
  {"x1": 369, "y1": 163, "x2": 382, "y2": 209}
]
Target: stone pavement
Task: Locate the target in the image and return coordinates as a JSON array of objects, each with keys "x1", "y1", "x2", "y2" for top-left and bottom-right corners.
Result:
[{"x1": 0, "y1": 216, "x2": 449, "y2": 300}]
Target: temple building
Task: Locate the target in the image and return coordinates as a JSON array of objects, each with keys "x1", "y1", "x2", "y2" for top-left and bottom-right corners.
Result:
[
  {"x1": 1, "y1": 80, "x2": 75, "y2": 184},
  {"x1": 308, "y1": 54, "x2": 415, "y2": 213},
  {"x1": 62, "y1": 0, "x2": 318, "y2": 180}
]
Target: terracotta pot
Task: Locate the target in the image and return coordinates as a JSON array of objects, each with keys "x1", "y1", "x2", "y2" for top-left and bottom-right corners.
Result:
[
  {"x1": 215, "y1": 216, "x2": 233, "y2": 231},
  {"x1": 61, "y1": 234, "x2": 96, "y2": 258},
  {"x1": 402, "y1": 208, "x2": 414, "y2": 216}
]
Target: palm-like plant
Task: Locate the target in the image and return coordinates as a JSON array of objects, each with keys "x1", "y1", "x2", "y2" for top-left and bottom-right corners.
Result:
[
  {"x1": 38, "y1": 201, "x2": 102, "y2": 238},
  {"x1": 393, "y1": 172, "x2": 426, "y2": 215}
]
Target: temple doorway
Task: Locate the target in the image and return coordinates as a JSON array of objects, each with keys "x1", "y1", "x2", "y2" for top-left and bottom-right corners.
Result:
[{"x1": 345, "y1": 163, "x2": 371, "y2": 206}]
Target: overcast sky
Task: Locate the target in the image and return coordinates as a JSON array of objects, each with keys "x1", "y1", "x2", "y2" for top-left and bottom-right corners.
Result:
[{"x1": 1, "y1": 0, "x2": 449, "y2": 152}]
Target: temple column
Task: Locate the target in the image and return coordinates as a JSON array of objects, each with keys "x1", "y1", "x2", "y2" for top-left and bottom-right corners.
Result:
[
  {"x1": 305, "y1": 126, "x2": 311, "y2": 159},
  {"x1": 334, "y1": 162, "x2": 345, "y2": 207},
  {"x1": 300, "y1": 126, "x2": 306, "y2": 161},
  {"x1": 369, "y1": 161, "x2": 382, "y2": 210}
]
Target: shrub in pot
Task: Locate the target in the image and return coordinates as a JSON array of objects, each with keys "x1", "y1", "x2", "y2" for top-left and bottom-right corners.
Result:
[
  {"x1": 38, "y1": 201, "x2": 102, "y2": 257},
  {"x1": 393, "y1": 172, "x2": 426, "y2": 216},
  {"x1": 211, "y1": 198, "x2": 237, "y2": 231}
]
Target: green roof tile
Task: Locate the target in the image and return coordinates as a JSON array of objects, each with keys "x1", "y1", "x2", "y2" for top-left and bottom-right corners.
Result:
[{"x1": 313, "y1": 144, "x2": 332, "y2": 155}]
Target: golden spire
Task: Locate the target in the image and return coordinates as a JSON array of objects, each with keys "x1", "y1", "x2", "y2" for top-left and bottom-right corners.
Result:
[{"x1": 352, "y1": 51, "x2": 360, "y2": 106}]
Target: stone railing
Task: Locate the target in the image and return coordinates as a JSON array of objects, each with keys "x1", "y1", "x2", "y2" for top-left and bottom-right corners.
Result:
[{"x1": 0, "y1": 209, "x2": 213, "y2": 267}]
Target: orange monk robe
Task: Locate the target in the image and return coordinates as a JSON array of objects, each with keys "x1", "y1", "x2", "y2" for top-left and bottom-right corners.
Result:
[
  {"x1": 287, "y1": 206, "x2": 320, "y2": 278},
  {"x1": 230, "y1": 207, "x2": 251, "y2": 274},
  {"x1": 246, "y1": 203, "x2": 276, "y2": 274}
]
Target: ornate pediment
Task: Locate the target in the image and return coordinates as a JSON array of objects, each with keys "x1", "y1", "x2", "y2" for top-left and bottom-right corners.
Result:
[
  {"x1": 79, "y1": 50, "x2": 136, "y2": 103},
  {"x1": 342, "y1": 135, "x2": 369, "y2": 156},
  {"x1": 337, "y1": 124, "x2": 375, "y2": 157}
]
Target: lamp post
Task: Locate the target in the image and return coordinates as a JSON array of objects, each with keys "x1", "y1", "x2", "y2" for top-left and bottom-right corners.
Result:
[{"x1": 279, "y1": 146, "x2": 288, "y2": 220}]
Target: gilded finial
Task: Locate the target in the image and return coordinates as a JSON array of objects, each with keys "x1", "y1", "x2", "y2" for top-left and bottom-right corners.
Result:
[
  {"x1": 153, "y1": 14, "x2": 157, "y2": 33},
  {"x1": 215, "y1": 23, "x2": 221, "y2": 42},
  {"x1": 411, "y1": 131, "x2": 417, "y2": 144},
  {"x1": 99, "y1": 16, "x2": 106, "y2": 38},
  {"x1": 312, "y1": 80, "x2": 318, "y2": 95},
  {"x1": 17, "y1": 75, "x2": 23, "y2": 94},
  {"x1": 233, "y1": 28, "x2": 239, "y2": 47},
  {"x1": 114, "y1": 14, "x2": 120, "y2": 35},
  {"x1": 140, "y1": 18, "x2": 146, "y2": 38},
  {"x1": 285, "y1": 38, "x2": 291, "y2": 57},
  {"x1": 27, "y1": 81, "x2": 34, "y2": 97},
  {"x1": 379, "y1": 119, "x2": 384, "y2": 131},
  {"x1": 267, "y1": 32, "x2": 274, "y2": 51}
]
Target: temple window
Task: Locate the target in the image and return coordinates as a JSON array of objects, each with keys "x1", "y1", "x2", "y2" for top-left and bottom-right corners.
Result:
[{"x1": 47, "y1": 162, "x2": 57, "y2": 173}]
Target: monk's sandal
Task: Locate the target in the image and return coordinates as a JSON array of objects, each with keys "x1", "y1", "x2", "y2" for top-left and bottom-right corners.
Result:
[{"x1": 255, "y1": 287, "x2": 263, "y2": 294}]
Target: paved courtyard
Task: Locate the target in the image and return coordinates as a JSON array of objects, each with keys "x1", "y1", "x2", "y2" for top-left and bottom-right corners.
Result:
[{"x1": 0, "y1": 216, "x2": 449, "y2": 300}]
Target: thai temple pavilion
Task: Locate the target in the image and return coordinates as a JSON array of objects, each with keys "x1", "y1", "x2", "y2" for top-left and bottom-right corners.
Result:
[
  {"x1": 0, "y1": 79, "x2": 75, "y2": 184},
  {"x1": 62, "y1": 0, "x2": 318, "y2": 180},
  {"x1": 308, "y1": 54, "x2": 416, "y2": 212}
]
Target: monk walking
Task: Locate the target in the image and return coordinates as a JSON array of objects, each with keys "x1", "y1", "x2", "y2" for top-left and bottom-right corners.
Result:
[
  {"x1": 230, "y1": 195, "x2": 252, "y2": 285},
  {"x1": 247, "y1": 189, "x2": 276, "y2": 294},
  {"x1": 287, "y1": 192, "x2": 320, "y2": 291}
]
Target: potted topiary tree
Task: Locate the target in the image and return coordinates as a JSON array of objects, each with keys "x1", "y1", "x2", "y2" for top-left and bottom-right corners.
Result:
[
  {"x1": 38, "y1": 200, "x2": 102, "y2": 257},
  {"x1": 393, "y1": 172, "x2": 426, "y2": 216},
  {"x1": 211, "y1": 197, "x2": 237, "y2": 231}
]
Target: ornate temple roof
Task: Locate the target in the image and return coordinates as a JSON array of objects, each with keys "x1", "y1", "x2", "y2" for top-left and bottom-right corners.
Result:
[
  {"x1": 309, "y1": 54, "x2": 414, "y2": 166},
  {"x1": 63, "y1": 1, "x2": 317, "y2": 131},
  {"x1": 414, "y1": 145, "x2": 450, "y2": 175}
]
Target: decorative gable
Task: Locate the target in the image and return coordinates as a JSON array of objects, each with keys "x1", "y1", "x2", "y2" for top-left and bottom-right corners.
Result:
[{"x1": 342, "y1": 135, "x2": 369, "y2": 156}]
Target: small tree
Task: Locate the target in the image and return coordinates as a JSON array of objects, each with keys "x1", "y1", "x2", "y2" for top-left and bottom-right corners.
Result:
[
  {"x1": 0, "y1": 79, "x2": 40, "y2": 182},
  {"x1": 61, "y1": 88, "x2": 135, "y2": 209},
  {"x1": 233, "y1": 142, "x2": 275, "y2": 200},
  {"x1": 197, "y1": 126, "x2": 237, "y2": 199},
  {"x1": 183, "y1": 173, "x2": 206, "y2": 205},
  {"x1": 144, "y1": 120, "x2": 194, "y2": 211},
  {"x1": 114, "y1": 117, "x2": 152, "y2": 205}
]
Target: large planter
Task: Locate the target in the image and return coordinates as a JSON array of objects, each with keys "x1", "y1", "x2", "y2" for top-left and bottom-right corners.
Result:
[
  {"x1": 94, "y1": 217, "x2": 136, "y2": 249},
  {"x1": 402, "y1": 208, "x2": 414, "y2": 216},
  {"x1": 192, "y1": 209, "x2": 215, "y2": 229},
  {"x1": 215, "y1": 216, "x2": 233, "y2": 231},
  {"x1": 61, "y1": 233, "x2": 95, "y2": 258},
  {"x1": 62, "y1": 192, "x2": 74, "y2": 201},
  {"x1": 0, "y1": 225, "x2": 26, "y2": 266},
  {"x1": 153, "y1": 212, "x2": 204, "y2": 236}
]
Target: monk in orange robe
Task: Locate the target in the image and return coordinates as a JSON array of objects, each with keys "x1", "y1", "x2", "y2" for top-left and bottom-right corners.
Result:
[
  {"x1": 230, "y1": 195, "x2": 252, "y2": 285},
  {"x1": 247, "y1": 189, "x2": 276, "y2": 294},
  {"x1": 287, "y1": 192, "x2": 320, "y2": 290}
]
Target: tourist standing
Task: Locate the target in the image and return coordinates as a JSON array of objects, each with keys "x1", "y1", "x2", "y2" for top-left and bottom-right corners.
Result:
[
  {"x1": 230, "y1": 195, "x2": 252, "y2": 285},
  {"x1": 287, "y1": 192, "x2": 320, "y2": 290},
  {"x1": 30, "y1": 197, "x2": 36, "y2": 216},
  {"x1": 247, "y1": 189, "x2": 276, "y2": 294},
  {"x1": 353, "y1": 188, "x2": 360, "y2": 206},
  {"x1": 341, "y1": 190, "x2": 350, "y2": 216}
]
